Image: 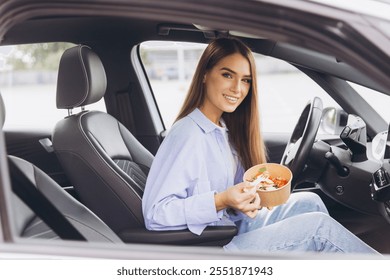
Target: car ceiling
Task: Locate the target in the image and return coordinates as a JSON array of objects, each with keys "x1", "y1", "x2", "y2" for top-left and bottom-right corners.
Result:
[{"x1": 1, "y1": 13, "x2": 389, "y2": 95}]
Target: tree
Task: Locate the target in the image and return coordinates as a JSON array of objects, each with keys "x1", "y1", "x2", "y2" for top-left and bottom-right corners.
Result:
[{"x1": 6, "y1": 42, "x2": 75, "y2": 70}]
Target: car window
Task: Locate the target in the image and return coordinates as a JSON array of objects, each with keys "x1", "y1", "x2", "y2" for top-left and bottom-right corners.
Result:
[
  {"x1": 140, "y1": 41, "x2": 340, "y2": 134},
  {"x1": 0, "y1": 43, "x2": 106, "y2": 131},
  {"x1": 350, "y1": 82, "x2": 390, "y2": 125},
  {"x1": 255, "y1": 56, "x2": 340, "y2": 134}
]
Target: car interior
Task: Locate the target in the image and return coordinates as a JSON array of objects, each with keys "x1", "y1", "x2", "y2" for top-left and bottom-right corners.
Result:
[{"x1": 1, "y1": 9, "x2": 390, "y2": 255}]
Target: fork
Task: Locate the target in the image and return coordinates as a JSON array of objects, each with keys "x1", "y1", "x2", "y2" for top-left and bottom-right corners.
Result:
[{"x1": 249, "y1": 173, "x2": 268, "y2": 188}]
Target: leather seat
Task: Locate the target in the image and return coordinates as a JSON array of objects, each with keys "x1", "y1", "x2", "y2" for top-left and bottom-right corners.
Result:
[
  {"x1": 0, "y1": 93, "x2": 122, "y2": 243},
  {"x1": 52, "y1": 45, "x2": 237, "y2": 245},
  {"x1": 52, "y1": 45, "x2": 153, "y2": 236}
]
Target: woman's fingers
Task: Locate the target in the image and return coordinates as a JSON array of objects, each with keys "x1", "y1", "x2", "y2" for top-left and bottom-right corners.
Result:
[
  {"x1": 252, "y1": 192, "x2": 261, "y2": 207},
  {"x1": 242, "y1": 193, "x2": 261, "y2": 218},
  {"x1": 240, "y1": 183, "x2": 258, "y2": 202},
  {"x1": 245, "y1": 208, "x2": 258, "y2": 218},
  {"x1": 242, "y1": 184, "x2": 257, "y2": 194},
  {"x1": 224, "y1": 182, "x2": 262, "y2": 214}
]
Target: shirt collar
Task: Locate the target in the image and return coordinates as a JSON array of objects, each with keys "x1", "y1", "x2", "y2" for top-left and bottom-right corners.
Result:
[{"x1": 188, "y1": 108, "x2": 227, "y2": 134}]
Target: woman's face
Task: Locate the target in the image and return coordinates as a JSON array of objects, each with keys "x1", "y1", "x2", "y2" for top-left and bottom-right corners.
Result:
[{"x1": 200, "y1": 53, "x2": 252, "y2": 125}]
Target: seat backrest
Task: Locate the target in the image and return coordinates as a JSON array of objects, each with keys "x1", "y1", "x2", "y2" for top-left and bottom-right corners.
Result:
[
  {"x1": 0, "y1": 92, "x2": 122, "y2": 243},
  {"x1": 52, "y1": 45, "x2": 154, "y2": 234},
  {"x1": 9, "y1": 155, "x2": 123, "y2": 243}
]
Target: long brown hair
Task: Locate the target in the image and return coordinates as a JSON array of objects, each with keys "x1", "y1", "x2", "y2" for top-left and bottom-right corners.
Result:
[{"x1": 176, "y1": 37, "x2": 267, "y2": 169}]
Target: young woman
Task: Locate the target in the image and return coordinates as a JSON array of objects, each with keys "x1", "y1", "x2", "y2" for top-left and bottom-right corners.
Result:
[{"x1": 142, "y1": 38, "x2": 378, "y2": 254}]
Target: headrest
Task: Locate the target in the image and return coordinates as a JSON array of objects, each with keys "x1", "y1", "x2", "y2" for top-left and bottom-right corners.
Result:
[
  {"x1": 56, "y1": 45, "x2": 107, "y2": 109},
  {"x1": 0, "y1": 92, "x2": 5, "y2": 128}
]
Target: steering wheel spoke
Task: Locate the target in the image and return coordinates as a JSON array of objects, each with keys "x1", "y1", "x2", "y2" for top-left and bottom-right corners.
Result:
[{"x1": 282, "y1": 138, "x2": 302, "y2": 166}]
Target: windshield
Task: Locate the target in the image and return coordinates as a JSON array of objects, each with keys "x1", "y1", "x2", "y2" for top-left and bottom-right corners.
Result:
[
  {"x1": 349, "y1": 82, "x2": 390, "y2": 123},
  {"x1": 350, "y1": 82, "x2": 390, "y2": 125}
]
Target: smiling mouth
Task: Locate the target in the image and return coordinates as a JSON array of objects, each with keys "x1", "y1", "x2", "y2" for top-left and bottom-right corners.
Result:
[{"x1": 223, "y1": 94, "x2": 239, "y2": 103}]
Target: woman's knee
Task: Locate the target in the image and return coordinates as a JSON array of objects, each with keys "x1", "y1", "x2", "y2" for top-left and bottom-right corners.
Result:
[
  {"x1": 289, "y1": 192, "x2": 328, "y2": 214},
  {"x1": 295, "y1": 212, "x2": 334, "y2": 233}
]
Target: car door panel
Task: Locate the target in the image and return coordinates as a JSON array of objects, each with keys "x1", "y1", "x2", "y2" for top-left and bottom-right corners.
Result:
[{"x1": 4, "y1": 131, "x2": 70, "y2": 187}]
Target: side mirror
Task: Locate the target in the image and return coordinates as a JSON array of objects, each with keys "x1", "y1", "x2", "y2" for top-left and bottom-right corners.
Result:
[{"x1": 320, "y1": 107, "x2": 348, "y2": 135}]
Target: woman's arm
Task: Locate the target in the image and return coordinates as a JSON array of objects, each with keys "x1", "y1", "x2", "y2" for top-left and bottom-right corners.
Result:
[{"x1": 142, "y1": 121, "x2": 222, "y2": 234}]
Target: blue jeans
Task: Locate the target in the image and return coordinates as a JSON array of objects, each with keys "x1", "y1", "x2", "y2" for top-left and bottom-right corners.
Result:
[{"x1": 224, "y1": 192, "x2": 379, "y2": 254}]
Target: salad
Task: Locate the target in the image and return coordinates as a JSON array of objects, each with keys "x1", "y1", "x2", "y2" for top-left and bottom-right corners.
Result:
[{"x1": 248, "y1": 167, "x2": 288, "y2": 191}]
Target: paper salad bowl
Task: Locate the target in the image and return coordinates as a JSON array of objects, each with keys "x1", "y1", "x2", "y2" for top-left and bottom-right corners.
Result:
[{"x1": 243, "y1": 163, "x2": 293, "y2": 208}]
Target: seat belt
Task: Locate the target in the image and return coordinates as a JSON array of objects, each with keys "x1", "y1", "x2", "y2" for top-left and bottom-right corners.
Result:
[{"x1": 8, "y1": 158, "x2": 86, "y2": 241}]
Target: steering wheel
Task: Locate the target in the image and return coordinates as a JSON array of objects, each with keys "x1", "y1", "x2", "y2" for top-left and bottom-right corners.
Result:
[{"x1": 280, "y1": 97, "x2": 323, "y2": 187}]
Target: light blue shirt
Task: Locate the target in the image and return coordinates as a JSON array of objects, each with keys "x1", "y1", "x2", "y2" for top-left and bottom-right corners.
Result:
[{"x1": 142, "y1": 108, "x2": 245, "y2": 235}]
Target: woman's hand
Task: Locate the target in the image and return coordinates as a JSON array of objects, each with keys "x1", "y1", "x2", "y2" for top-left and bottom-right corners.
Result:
[{"x1": 214, "y1": 181, "x2": 261, "y2": 218}]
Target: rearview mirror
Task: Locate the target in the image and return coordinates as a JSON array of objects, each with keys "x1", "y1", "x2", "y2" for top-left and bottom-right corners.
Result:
[{"x1": 320, "y1": 107, "x2": 348, "y2": 135}]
